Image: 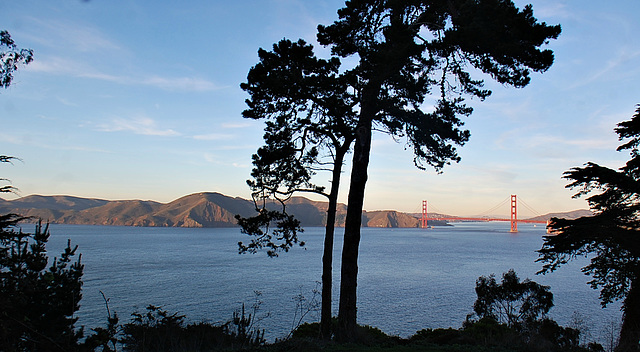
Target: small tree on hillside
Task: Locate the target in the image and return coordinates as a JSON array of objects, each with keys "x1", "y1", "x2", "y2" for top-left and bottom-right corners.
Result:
[{"x1": 538, "y1": 105, "x2": 640, "y2": 352}]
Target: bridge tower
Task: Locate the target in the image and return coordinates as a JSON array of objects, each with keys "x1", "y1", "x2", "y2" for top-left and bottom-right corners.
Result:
[
  {"x1": 510, "y1": 194, "x2": 518, "y2": 232},
  {"x1": 421, "y1": 200, "x2": 428, "y2": 228}
]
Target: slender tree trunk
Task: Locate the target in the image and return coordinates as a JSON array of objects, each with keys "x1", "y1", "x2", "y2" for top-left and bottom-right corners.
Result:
[
  {"x1": 320, "y1": 149, "x2": 346, "y2": 339},
  {"x1": 337, "y1": 118, "x2": 373, "y2": 342},
  {"x1": 617, "y1": 277, "x2": 640, "y2": 351}
]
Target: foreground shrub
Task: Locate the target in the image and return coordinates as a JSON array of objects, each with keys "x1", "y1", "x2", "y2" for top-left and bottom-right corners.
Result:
[
  {"x1": 0, "y1": 220, "x2": 84, "y2": 351},
  {"x1": 118, "y1": 304, "x2": 264, "y2": 352}
]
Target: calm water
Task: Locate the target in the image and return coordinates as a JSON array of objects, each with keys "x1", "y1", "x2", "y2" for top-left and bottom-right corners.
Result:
[{"x1": 40, "y1": 222, "x2": 621, "y2": 343}]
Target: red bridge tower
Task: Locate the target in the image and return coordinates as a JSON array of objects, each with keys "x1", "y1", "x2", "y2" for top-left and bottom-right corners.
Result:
[{"x1": 510, "y1": 194, "x2": 517, "y2": 232}]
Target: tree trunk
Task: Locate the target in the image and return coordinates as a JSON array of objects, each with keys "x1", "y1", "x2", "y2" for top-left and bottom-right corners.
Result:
[
  {"x1": 320, "y1": 149, "x2": 346, "y2": 339},
  {"x1": 617, "y1": 277, "x2": 640, "y2": 351},
  {"x1": 337, "y1": 118, "x2": 372, "y2": 342}
]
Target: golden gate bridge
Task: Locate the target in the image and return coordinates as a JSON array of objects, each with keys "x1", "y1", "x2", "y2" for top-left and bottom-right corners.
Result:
[{"x1": 420, "y1": 195, "x2": 548, "y2": 233}]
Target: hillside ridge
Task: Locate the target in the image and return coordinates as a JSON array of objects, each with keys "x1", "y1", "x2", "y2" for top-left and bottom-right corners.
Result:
[{"x1": 0, "y1": 193, "x2": 591, "y2": 228}]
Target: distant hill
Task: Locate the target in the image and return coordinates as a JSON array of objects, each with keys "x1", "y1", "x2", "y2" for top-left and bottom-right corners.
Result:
[
  {"x1": 0, "y1": 193, "x2": 592, "y2": 228},
  {"x1": 0, "y1": 193, "x2": 419, "y2": 228},
  {"x1": 526, "y1": 209, "x2": 593, "y2": 221}
]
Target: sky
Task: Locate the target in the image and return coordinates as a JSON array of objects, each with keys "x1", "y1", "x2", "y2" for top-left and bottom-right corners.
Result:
[{"x1": 1, "y1": 1, "x2": 639, "y2": 217}]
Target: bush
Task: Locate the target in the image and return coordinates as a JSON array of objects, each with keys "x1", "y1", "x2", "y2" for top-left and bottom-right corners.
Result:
[{"x1": 119, "y1": 304, "x2": 265, "y2": 352}]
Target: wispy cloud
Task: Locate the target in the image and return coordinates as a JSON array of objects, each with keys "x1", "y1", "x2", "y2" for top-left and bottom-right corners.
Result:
[
  {"x1": 24, "y1": 16, "x2": 123, "y2": 53},
  {"x1": 139, "y1": 76, "x2": 220, "y2": 91},
  {"x1": 221, "y1": 122, "x2": 253, "y2": 128},
  {"x1": 0, "y1": 132, "x2": 109, "y2": 153},
  {"x1": 568, "y1": 47, "x2": 640, "y2": 89},
  {"x1": 193, "y1": 133, "x2": 235, "y2": 141},
  {"x1": 28, "y1": 56, "x2": 221, "y2": 92},
  {"x1": 203, "y1": 153, "x2": 248, "y2": 168},
  {"x1": 97, "y1": 116, "x2": 180, "y2": 136}
]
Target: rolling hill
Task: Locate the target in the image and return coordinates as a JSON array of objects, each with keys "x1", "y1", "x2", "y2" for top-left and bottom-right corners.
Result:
[{"x1": 0, "y1": 192, "x2": 591, "y2": 228}]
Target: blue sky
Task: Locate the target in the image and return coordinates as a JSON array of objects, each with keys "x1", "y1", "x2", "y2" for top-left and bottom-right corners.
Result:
[{"x1": 1, "y1": 1, "x2": 639, "y2": 217}]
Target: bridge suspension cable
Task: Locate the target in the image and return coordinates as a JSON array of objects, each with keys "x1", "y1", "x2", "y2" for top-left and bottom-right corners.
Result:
[
  {"x1": 518, "y1": 196, "x2": 542, "y2": 217},
  {"x1": 421, "y1": 194, "x2": 547, "y2": 232},
  {"x1": 473, "y1": 196, "x2": 510, "y2": 218}
]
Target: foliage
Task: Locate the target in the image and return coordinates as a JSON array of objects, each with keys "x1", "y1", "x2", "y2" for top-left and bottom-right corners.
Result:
[
  {"x1": 119, "y1": 304, "x2": 266, "y2": 352},
  {"x1": 1, "y1": 30, "x2": 33, "y2": 89},
  {"x1": 237, "y1": 38, "x2": 355, "y2": 254},
  {"x1": 1, "y1": 155, "x2": 85, "y2": 351},
  {"x1": 408, "y1": 317, "x2": 585, "y2": 352},
  {"x1": 314, "y1": 0, "x2": 560, "y2": 341},
  {"x1": 238, "y1": 37, "x2": 357, "y2": 338},
  {"x1": 0, "y1": 221, "x2": 84, "y2": 351},
  {"x1": 537, "y1": 105, "x2": 640, "y2": 351},
  {"x1": 83, "y1": 292, "x2": 120, "y2": 352},
  {"x1": 242, "y1": 0, "x2": 561, "y2": 340},
  {"x1": 472, "y1": 269, "x2": 553, "y2": 329},
  {"x1": 288, "y1": 283, "x2": 322, "y2": 338},
  {"x1": 236, "y1": 209, "x2": 304, "y2": 258}
]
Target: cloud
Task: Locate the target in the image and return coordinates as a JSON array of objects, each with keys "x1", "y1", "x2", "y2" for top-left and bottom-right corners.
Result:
[
  {"x1": 193, "y1": 133, "x2": 234, "y2": 140},
  {"x1": 221, "y1": 122, "x2": 253, "y2": 128},
  {"x1": 139, "y1": 76, "x2": 221, "y2": 92},
  {"x1": 0, "y1": 132, "x2": 109, "y2": 152},
  {"x1": 203, "y1": 153, "x2": 249, "y2": 168},
  {"x1": 534, "y1": 3, "x2": 572, "y2": 20},
  {"x1": 568, "y1": 47, "x2": 640, "y2": 89},
  {"x1": 24, "y1": 17, "x2": 123, "y2": 53},
  {"x1": 28, "y1": 56, "x2": 221, "y2": 92},
  {"x1": 97, "y1": 116, "x2": 180, "y2": 136}
]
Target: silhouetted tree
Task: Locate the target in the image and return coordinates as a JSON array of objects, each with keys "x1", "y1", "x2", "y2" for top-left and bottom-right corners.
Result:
[
  {"x1": 241, "y1": 0, "x2": 560, "y2": 341},
  {"x1": 237, "y1": 38, "x2": 356, "y2": 338},
  {"x1": 538, "y1": 105, "x2": 640, "y2": 352},
  {"x1": 317, "y1": 0, "x2": 560, "y2": 341},
  {"x1": 473, "y1": 269, "x2": 554, "y2": 329},
  {"x1": 0, "y1": 220, "x2": 84, "y2": 351},
  {"x1": 1, "y1": 32, "x2": 85, "y2": 351},
  {"x1": 0, "y1": 157, "x2": 84, "y2": 351},
  {"x1": 0, "y1": 159, "x2": 84, "y2": 351}
]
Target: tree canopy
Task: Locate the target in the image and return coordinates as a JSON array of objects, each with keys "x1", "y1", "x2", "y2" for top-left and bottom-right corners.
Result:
[
  {"x1": 473, "y1": 269, "x2": 553, "y2": 329},
  {"x1": 240, "y1": 0, "x2": 560, "y2": 342},
  {"x1": 316, "y1": 0, "x2": 560, "y2": 341},
  {"x1": 538, "y1": 105, "x2": 640, "y2": 351},
  {"x1": 238, "y1": 38, "x2": 357, "y2": 338},
  {"x1": 1, "y1": 30, "x2": 33, "y2": 89}
]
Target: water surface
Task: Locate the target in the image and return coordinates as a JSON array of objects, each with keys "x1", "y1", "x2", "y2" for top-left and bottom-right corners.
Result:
[{"x1": 41, "y1": 223, "x2": 621, "y2": 343}]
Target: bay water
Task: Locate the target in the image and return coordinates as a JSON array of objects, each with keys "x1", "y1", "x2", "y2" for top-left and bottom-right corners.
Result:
[{"x1": 41, "y1": 222, "x2": 621, "y2": 344}]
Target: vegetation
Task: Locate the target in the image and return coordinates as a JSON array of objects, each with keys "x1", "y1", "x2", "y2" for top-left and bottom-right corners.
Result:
[
  {"x1": 0, "y1": 30, "x2": 33, "y2": 89},
  {"x1": 538, "y1": 105, "x2": 640, "y2": 351},
  {"x1": 237, "y1": 37, "x2": 356, "y2": 339},
  {"x1": 239, "y1": 0, "x2": 561, "y2": 342},
  {"x1": 1, "y1": 156, "x2": 84, "y2": 351},
  {"x1": 0, "y1": 157, "x2": 607, "y2": 350},
  {"x1": 1, "y1": 6, "x2": 625, "y2": 351},
  {"x1": 471, "y1": 269, "x2": 553, "y2": 329},
  {"x1": 0, "y1": 221, "x2": 84, "y2": 351}
]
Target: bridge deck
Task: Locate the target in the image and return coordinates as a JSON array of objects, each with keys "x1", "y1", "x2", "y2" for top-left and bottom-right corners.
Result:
[{"x1": 432, "y1": 217, "x2": 547, "y2": 224}]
